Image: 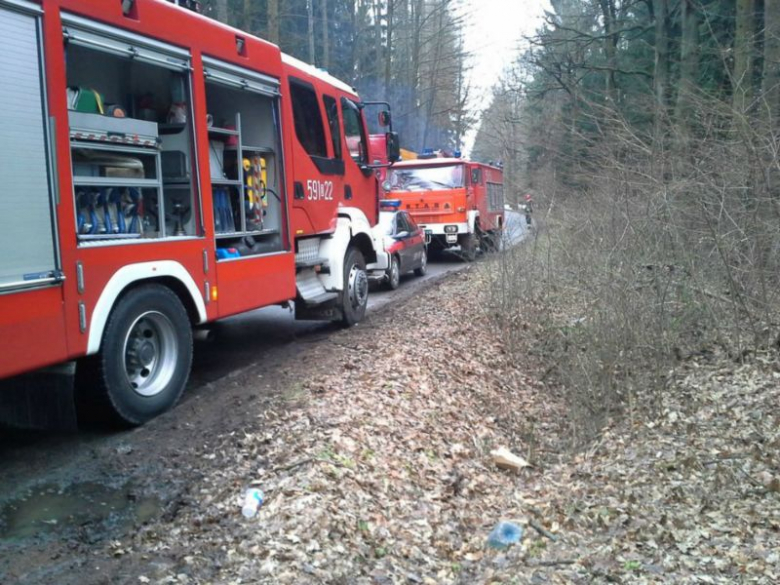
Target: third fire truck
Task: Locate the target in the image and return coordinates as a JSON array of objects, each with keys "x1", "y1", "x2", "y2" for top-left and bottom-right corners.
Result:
[
  {"x1": 383, "y1": 157, "x2": 504, "y2": 260},
  {"x1": 0, "y1": 0, "x2": 399, "y2": 426}
]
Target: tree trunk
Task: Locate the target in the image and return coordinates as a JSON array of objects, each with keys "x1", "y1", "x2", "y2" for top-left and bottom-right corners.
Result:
[
  {"x1": 242, "y1": 0, "x2": 253, "y2": 33},
  {"x1": 763, "y1": 0, "x2": 780, "y2": 122},
  {"x1": 215, "y1": 0, "x2": 228, "y2": 24},
  {"x1": 322, "y1": 0, "x2": 330, "y2": 71},
  {"x1": 598, "y1": 0, "x2": 618, "y2": 103},
  {"x1": 420, "y1": 2, "x2": 445, "y2": 149},
  {"x1": 674, "y1": 0, "x2": 699, "y2": 130},
  {"x1": 307, "y1": 0, "x2": 316, "y2": 65},
  {"x1": 374, "y1": 0, "x2": 383, "y2": 81},
  {"x1": 267, "y1": 0, "x2": 279, "y2": 45},
  {"x1": 763, "y1": 0, "x2": 780, "y2": 200},
  {"x1": 733, "y1": 0, "x2": 756, "y2": 115},
  {"x1": 653, "y1": 0, "x2": 669, "y2": 113},
  {"x1": 411, "y1": 0, "x2": 423, "y2": 148},
  {"x1": 384, "y1": 0, "x2": 394, "y2": 101}
]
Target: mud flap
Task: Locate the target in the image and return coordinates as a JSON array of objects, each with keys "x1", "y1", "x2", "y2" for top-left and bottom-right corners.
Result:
[
  {"x1": 0, "y1": 363, "x2": 78, "y2": 431},
  {"x1": 294, "y1": 298, "x2": 342, "y2": 321}
]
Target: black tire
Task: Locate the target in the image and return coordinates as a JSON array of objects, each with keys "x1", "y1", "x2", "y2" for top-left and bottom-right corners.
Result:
[
  {"x1": 478, "y1": 231, "x2": 494, "y2": 253},
  {"x1": 460, "y1": 233, "x2": 477, "y2": 262},
  {"x1": 76, "y1": 284, "x2": 193, "y2": 426},
  {"x1": 386, "y1": 255, "x2": 401, "y2": 290},
  {"x1": 340, "y1": 246, "x2": 368, "y2": 327},
  {"x1": 414, "y1": 247, "x2": 428, "y2": 277}
]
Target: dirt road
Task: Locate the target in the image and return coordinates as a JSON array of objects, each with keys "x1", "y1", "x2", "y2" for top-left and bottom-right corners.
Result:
[{"x1": 0, "y1": 213, "x2": 527, "y2": 584}]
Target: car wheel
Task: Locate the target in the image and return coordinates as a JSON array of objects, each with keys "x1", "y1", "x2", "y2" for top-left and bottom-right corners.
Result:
[
  {"x1": 340, "y1": 246, "x2": 368, "y2": 326},
  {"x1": 386, "y1": 255, "x2": 401, "y2": 290},
  {"x1": 76, "y1": 284, "x2": 192, "y2": 426},
  {"x1": 414, "y1": 248, "x2": 428, "y2": 277}
]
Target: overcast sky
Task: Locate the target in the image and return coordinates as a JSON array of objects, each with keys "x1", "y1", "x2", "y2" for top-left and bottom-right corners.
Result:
[{"x1": 460, "y1": 0, "x2": 551, "y2": 151}]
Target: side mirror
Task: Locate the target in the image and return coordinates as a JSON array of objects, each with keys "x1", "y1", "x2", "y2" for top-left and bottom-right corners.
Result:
[
  {"x1": 386, "y1": 131, "x2": 401, "y2": 163},
  {"x1": 378, "y1": 110, "x2": 392, "y2": 127}
]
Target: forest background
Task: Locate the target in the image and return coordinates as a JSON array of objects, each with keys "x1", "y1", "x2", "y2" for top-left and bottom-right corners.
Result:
[{"x1": 201, "y1": 0, "x2": 780, "y2": 429}]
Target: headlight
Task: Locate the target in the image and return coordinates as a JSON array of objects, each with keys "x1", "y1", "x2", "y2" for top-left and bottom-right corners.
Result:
[{"x1": 444, "y1": 225, "x2": 458, "y2": 234}]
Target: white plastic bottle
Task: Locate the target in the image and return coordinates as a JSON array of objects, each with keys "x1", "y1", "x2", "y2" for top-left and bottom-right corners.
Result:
[{"x1": 241, "y1": 488, "x2": 264, "y2": 518}]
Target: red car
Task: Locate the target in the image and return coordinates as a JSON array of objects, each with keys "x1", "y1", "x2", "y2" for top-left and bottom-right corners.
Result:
[{"x1": 371, "y1": 203, "x2": 428, "y2": 289}]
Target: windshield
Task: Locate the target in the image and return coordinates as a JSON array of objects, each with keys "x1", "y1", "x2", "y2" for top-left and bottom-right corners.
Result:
[{"x1": 387, "y1": 164, "x2": 465, "y2": 191}]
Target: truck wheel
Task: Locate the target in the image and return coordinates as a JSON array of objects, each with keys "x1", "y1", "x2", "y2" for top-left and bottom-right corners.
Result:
[
  {"x1": 77, "y1": 284, "x2": 192, "y2": 426},
  {"x1": 414, "y1": 248, "x2": 428, "y2": 277},
  {"x1": 481, "y1": 231, "x2": 499, "y2": 253},
  {"x1": 460, "y1": 234, "x2": 477, "y2": 262},
  {"x1": 386, "y1": 255, "x2": 401, "y2": 290},
  {"x1": 341, "y1": 246, "x2": 368, "y2": 326}
]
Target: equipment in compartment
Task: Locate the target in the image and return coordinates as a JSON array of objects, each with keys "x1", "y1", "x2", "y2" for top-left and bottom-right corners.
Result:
[
  {"x1": 76, "y1": 187, "x2": 146, "y2": 236},
  {"x1": 213, "y1": 187, "x2": 237, "y2": 233},
  {"x1": 243, "y1": 155, "x2": 267, "y2": 231},
  {"x1": 209, "y1": 140, "x2": 226, "y2": 180},
  {"x1": 71, "y1": 149, "x2": 145, "y2": 179},
  {"x1": 67, "y1": 87, "x2": 105, "y2": 114},
  {"x1": 68, "y1": 111, "x2": 160, "y2": 148}
]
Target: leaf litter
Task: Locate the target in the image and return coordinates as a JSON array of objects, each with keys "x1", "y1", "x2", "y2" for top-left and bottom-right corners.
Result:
[{"x1": 96, "y1": 267, "x2": 778, "y2": 584}]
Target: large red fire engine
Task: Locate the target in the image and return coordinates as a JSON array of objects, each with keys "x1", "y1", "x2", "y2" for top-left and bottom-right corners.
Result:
[
  {"x1": 383, "y1": 157, "x2": 504, "y2": 260},
  {"x1": 0, "y1": 0, "x2": 399, "y2": 426}
]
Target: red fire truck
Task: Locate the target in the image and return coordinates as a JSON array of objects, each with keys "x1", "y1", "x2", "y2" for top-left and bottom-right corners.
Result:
[
  {"x1": 0, "y1": 0, "x2": 399, "y2": 426},
  {"x1": 383, "y1": 158, "x2": 504, "y2": 260}
]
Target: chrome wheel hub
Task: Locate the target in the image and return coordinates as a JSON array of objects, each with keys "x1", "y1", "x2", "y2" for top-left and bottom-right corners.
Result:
[
  {"x1": 123, "y1": 311, "x2": 178, "y2": 397},
  {"x1": 347, "y1": 263, "x2": 369, "y2": 310}
]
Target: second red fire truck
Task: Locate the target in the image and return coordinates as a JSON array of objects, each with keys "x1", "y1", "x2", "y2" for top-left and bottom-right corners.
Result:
[
  {"x1": 383, "y1": 157, "x2": 504, "y2": 260},
  {"x1": 0, "y1": 0, "x2": 399, "y2": 426}
]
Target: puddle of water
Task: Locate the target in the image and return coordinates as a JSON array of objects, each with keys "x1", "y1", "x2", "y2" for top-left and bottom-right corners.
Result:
[{"x1": 0, "y1": 481, "x2": 161, "y2": 541}]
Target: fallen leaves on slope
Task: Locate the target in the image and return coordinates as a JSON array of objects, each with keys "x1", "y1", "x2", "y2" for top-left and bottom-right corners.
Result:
[{"x1": 112, "y1": 268, "x2": 779, "y2": 585}]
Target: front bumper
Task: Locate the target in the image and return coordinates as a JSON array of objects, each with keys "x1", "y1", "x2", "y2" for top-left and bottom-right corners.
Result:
[
  {"x1": 366, "y1": 249, "x2": 390, "y2": 272},
  {"x1": 416, "y1": 222, "x2": 470, "y2": 236}
]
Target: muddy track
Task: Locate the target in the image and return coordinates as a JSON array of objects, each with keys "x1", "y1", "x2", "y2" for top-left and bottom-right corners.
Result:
[{"x1": 0, "y1": 261, "x2": 473, "y2": 585}]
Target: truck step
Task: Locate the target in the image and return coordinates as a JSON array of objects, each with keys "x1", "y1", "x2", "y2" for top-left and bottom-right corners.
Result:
[
  {"x1": 304, "y1": 292, "x2": 338, "y2": 306},
  {"x1": 295, "y1": 257, "x2": 328, "y2": 269}
]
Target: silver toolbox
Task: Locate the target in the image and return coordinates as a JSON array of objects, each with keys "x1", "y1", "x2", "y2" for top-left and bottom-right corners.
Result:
[{"x1": 68, "y1": 111, "x2": 160, "y2": 147}]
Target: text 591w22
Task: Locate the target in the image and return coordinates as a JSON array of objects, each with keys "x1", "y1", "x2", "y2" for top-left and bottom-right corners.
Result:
[{"x1": 306, "y1": 180, "x2": 334, "y2": 201}]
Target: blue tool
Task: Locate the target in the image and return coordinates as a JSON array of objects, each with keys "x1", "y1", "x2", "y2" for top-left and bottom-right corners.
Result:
[
  {"x1": 109, "y1": 189, "x2": 126, "y2": 234},
  {"x1": 97, "y1": 189, "x2": 113, "y2": 234},
  {"x1": 126, "y1": 188, "x2": 142, "y2": 234}
]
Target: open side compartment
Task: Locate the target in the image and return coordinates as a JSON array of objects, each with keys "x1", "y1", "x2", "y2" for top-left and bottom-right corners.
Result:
[
  {"x1": 203, "y1": 60, "x2": 285, "y2": 260},
  {"x1": 64, "y1": 19, "x2": 200, "y2": 243}
]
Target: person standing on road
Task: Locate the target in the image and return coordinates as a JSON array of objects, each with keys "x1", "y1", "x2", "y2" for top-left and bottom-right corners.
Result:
[{"x1": 523, "y1": 194, "x2": 533, "y2": 227}]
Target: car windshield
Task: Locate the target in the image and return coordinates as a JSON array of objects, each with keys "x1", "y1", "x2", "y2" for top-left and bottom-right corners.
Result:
[
  {"x1": 387, "y1": 164, "x2": 465, "y2": 191},
  {"x1": 377, "y1": 211, "x2": 396, "y2": 236}
]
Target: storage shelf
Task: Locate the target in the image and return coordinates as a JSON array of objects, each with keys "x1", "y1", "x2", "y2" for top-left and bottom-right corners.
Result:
[
  {"x1": 73, "y1": 177, "x2": 161, "y2": 188},
  {"x1": 159, "y1": 123, "x2": 186, "y2": 133},
  {"x1": 208, "y1": 126, "x2": 239, "y2": 137},
  {"x1": 226, "y1": 145, "x2": 275, "y2": 154},
  {"x1": 215, "y1": 228, "x2": 278, "y2": 239},
  {"x1": 78, "y1": 233, "x2": 142, "y2": 241},
  {"x1": 71, "y1": 141, "x2": 161, "y2": 156},
  {"x1": 211, "y1": 179, "x2": 242, "y2": 186}
]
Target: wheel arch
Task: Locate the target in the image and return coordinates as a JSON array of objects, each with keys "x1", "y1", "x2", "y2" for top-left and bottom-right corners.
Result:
[
  {"x1": 86, "y1": 261, "x2": 206, "y2": 356},
  {"x1": 351, "y1": 231, "x2": 377, "y2": 265},
  {"x1": 467, "y1": 210, "x2": 480, "y2": 232}
]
